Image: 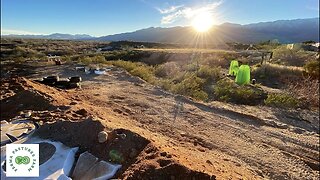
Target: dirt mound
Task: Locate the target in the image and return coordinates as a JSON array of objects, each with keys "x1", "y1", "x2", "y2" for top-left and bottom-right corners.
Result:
[
  {"x1": 0, "y1": 77, "x2": 75, "y2": 120},
  {"x1": 34, "y1": 119, "x2": 105, "y2": 152},
  {"x1": 1, "y1": 78, "x2": 56, "y2": 120},
  {"x1": 103, "y1": 129, "x2": 150, "y2": 168},
  {"x1": 120, "y1": 144, "x2": 214, "y2": 180},
  {"x1": 33, "y1": 118, "x2": 212, "y2": 179}
]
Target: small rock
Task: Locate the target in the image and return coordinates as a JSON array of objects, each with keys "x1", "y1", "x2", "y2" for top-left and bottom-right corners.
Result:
[
  {"x1": 118, "y1": 133, "x2": 126, "y2": 139},
  {"x1": 59, "y1": 105, "x2": 71, "y2": 110},
  {"x1": 24, "y1": 111, "x2": 32, "y2": 118},
  {"x1": 75, "y1": 109, "x2": 88, "y2": 116},
  {"x1": 160, "y1": 152, "x2": 167, "y2": 157},
  {"x1": 70, "y1": 101, "x2": 77, "y2": 105},
  {"x1": 206, "y1": 160, "x2": 213, "y2": 165},
  {"x1": 98, "y1": 131, "x2": 108, "y2": 143}
]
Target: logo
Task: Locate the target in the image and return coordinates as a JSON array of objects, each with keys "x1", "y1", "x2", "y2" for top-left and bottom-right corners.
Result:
[{"x1": 6, "y1": 144, "x2": 39, "y2": 177}]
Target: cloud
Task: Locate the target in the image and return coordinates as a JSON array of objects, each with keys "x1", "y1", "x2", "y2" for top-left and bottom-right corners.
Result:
[
  {"x1": 157, "y1": 5, "x2": 184, "y2": 14},
  {"x1": 159, "y1": 1, "x2": 222, "y2": 24},
  {"x1": 1, "y1": 28, "x2": 42, "y2": 35},
  {"x1": 161, "y1": 10, "x2": 184, "y2": 24}
]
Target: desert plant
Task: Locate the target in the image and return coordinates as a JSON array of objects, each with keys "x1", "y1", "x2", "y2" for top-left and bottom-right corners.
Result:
[
  {"x1": 271, "y1": 46, "x2": 316, "y2": 67},
  {"x1": 172, "y1": 73, "x2": 208, "y2": 101},
  {"x1": 110, "y1": 60, "x2": 139, "y2": 71},
  {"x1": 304, "y1": 59, "x2": 319, "y2": 79},
  {"x1": 78, "y1": 56, "x2": 92, "y2": 65},
  {"x1": 92, "y1": 55, "x2": 106, "y2": 64},
  {"x1": 251, "y1": 63, "x2": 304, "y2": 88},
  {"x1": 264, "y1": 93, "x2": 300, "y2": 109},
  {"x1": 109, "y1": 60, "x2": 155, "y2": 82},
  {"x1": 196, "y1": 65, "x2": 222, "y2": 82},
  {"x1": 130, "y1": 66, "x2": 155, "y2": 82},
  {"x1": 214, "y1": 79, "x2": 266, "y2": 105},
  {"x1": 287, "y1": 77, "x2": 319, "y2": 108},
  {"x1": 155, "y1": 62, "x2": 180, "y2": 78}
]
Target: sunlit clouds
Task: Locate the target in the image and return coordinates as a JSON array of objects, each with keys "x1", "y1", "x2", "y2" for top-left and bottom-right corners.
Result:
[
  {"x1": 157, "y1": 5, "x2": 184, "y2": 14},
  {"x1": 158, "y1": 1, "x2": 222, "y2": 25}
]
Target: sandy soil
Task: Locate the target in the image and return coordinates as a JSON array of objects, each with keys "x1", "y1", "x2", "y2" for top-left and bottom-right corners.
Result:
[{"x1": 1, "y1": 63, "x2": 319, "y2": 179}]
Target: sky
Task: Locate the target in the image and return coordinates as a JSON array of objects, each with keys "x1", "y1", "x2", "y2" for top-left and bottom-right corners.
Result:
[{"x1": 1, "y1": 0, "x2": 319, "y2": 36}]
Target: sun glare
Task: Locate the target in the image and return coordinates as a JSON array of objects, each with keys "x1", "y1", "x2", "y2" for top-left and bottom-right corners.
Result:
[{"x1": 192, "y1": 12, "x2": 214, "y2": 32}]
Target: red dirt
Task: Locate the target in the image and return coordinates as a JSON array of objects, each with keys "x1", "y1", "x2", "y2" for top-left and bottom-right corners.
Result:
[{"x1": 1, "y1": 63, "x2": 319, "y2": 179}]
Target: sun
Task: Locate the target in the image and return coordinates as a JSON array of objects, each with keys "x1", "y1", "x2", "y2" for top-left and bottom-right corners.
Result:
[{"x1": 192, "y1": 12, "x2": 214, "y2": 32}]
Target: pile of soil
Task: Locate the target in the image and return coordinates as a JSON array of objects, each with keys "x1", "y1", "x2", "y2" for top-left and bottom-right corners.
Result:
[
  {"x1": 0, "y1": 77, "x2": 56, "y2": 120},
  {"x1": 34, "y1": 119, "x2": 105, "y2": 153},
  {"x1": 120, "y1": 144, "x2": 215, "y2": 180},
  {"x1": 0, "y1": 65, "x2": 216, "y2": 179},
  {"x1": 33, "y1": 118, "x2": 212, "y2": 179}
]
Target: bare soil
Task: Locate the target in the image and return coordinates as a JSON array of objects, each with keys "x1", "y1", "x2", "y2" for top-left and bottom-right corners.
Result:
[{"x1": 1, "y1": 63, "x2": 319, "y2": 179}]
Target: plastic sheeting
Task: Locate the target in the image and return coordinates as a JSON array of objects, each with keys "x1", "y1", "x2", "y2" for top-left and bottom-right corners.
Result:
[
  {"x1": 72, "y1": 151, "x2": 121, "y2": 180},
  {"x1": 228, "y1": 60, "x2": 239, "y2": 76},
  {"x1": 1, "y1": 138, "x2": 78, "y2": 180},
  {"x1": 235, "y1": 65, "x2": 250, "y2": 85},
  {"x1": 1, "y1": 138, "x2": 121, "y2": 180},
  {"x1": 1, "y1": 120, "x2": 38, "y2": 146}
]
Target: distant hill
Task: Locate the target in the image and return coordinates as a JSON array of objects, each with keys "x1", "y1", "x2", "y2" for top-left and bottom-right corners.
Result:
[
  {"x1": 2, "y1": 33, "x2": 94, "y2": 40},
  {"x1": 3, "y1": 18, "x2": 319, "y2": 44},
  {"x1": 97, "y1": 18, "x2": 319, "y2": 44}
]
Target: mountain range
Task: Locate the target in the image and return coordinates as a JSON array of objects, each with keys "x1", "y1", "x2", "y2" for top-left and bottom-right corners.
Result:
[
  {"x1": 3, "y1": 18, "x2": 319, "y2": 44},
  {"x1": 3, "y1": 33, "x2": 93, "y2": 40}
]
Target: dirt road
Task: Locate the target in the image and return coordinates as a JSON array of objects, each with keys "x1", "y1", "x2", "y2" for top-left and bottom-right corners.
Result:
[{"x1": 3, "y1": 63, "x2": 319, "y2": 179}]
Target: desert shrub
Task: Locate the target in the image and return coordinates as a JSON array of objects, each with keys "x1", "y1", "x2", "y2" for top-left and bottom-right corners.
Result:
[
  {"x1": 186, "y1": 62, "x2": 199, "y2": 72},
  {"x1": 78, "y1": 56, "x2": 92, "y2": 65},
  {"x1": 61, "y1": 55, "x2": 72, "y2": 63},
  {"x1": 252, "y1": 63, "x2": 303, "y2": 88},
  {"x1": 155, "y1": 79, "x2": 174, "y2": 91},
  {"x1": 172, "y1": 73, "x2": 208, "y2": 101},
  {"x1": 304, "y1": 59, "x2": 319, "y2": 79},
  {"x1": 214, "y1": 79, "x2": 266, "y2": 105},
  {"x1": 171, "y1": 71, "x2": 187, "y2": 84},
  {"x1": 201, "y1": 53, "x2": 240, "y2": 69},
  {"x1": 271, "y1": 46, "x2": 315, "y2": 67},
  {"x1": 196, "y1": 65, "x2": 222, "y2": 82},
  {"x1": 256, "y1": 40, "x2": 280, "y2": 50},
  {"x1": 106, "y1": 50, "x2": 145, "y2": 62},
  {"x1": 130, "y1": 66, "x2": 155, "y2": 82},
  {"x1": 288, "y1": 77, "x2": 319, "y2": 108},
  {"x1": 264, "y1": 93, "x2": 300, "y2": 109},
  {"x1": 110, "y1": 60, "x2": 138, "y2": 71},
  {"x1": 7, "y1": 46, "x2": 46, "y2": 62},
  {"x1": 91, "y1": 55, "x2": 106, "y2": 64},
  {"x1": 109, "y1": 60, "x2": 155, "y2": 82},
  {"x1": 155, "y1": 62, "x2": 180, "y2": 78}
]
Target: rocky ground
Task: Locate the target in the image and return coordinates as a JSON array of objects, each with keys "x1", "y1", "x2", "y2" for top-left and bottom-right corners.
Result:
[{"x1": 1, "y1": 62, "x2": 319, "y2": 179}]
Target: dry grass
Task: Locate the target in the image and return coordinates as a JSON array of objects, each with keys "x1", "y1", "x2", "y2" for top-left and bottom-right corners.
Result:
[
  {"x1": 288, "y1": 77, "x2": 319, "y2": 108},
  {"x1": 136, "y1": 48, "x2": 236, "y2": 54}
]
